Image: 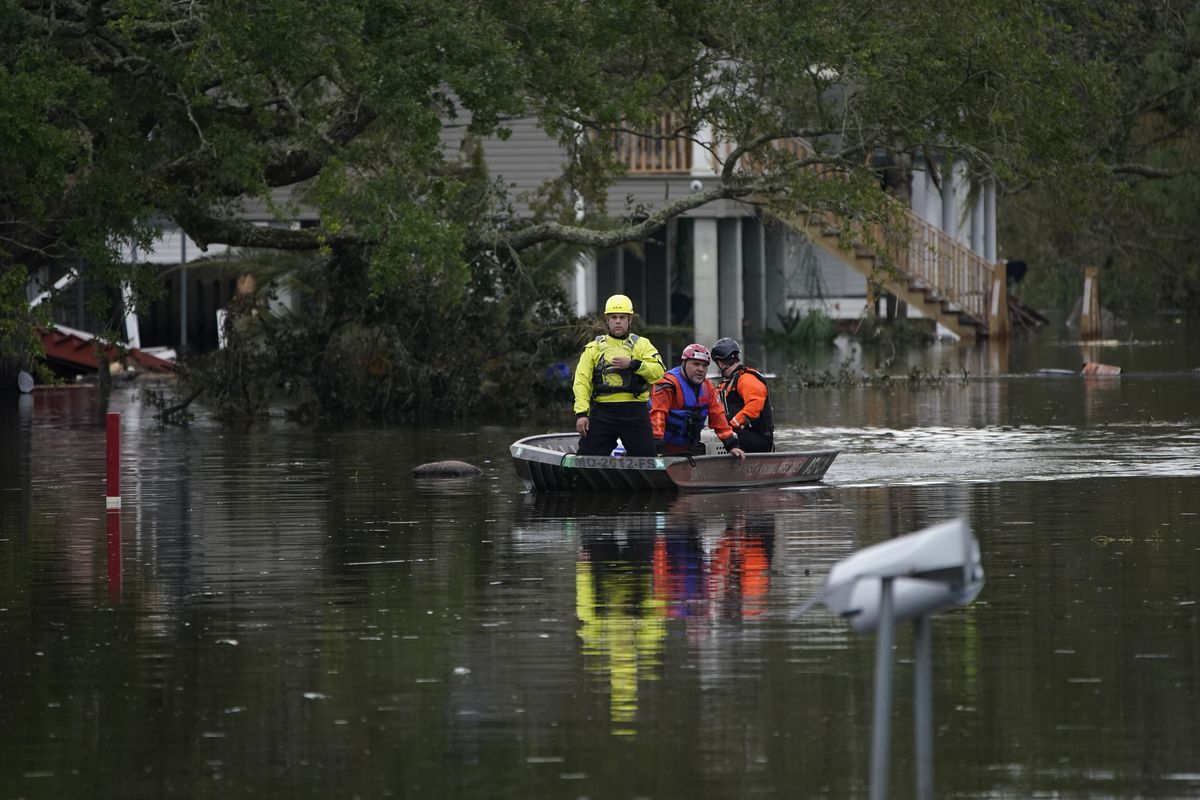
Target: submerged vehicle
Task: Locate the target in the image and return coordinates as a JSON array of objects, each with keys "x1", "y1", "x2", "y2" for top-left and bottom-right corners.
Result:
[{"x1": 510, "y1": 432, "x2": 838, "y2": 492}]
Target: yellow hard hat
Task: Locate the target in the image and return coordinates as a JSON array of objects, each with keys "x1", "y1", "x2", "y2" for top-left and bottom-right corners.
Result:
[{"x1": 604, "y1": 294, "x2": 634, "y2": 315}]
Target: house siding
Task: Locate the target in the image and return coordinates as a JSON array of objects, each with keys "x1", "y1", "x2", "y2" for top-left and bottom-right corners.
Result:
[
  {"x1": 464, "y1": 117, "x2": 755, "y2": 220},
  {"x1": 454, "y1": 117, "x2": 569, "y2": 218}
]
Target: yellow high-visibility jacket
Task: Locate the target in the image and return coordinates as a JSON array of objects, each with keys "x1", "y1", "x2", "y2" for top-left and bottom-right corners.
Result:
[{"x1": 572, "y1": 333, "x2": 665, "y2": 414}]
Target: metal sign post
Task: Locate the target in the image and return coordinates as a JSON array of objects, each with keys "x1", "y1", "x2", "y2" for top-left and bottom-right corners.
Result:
[{"x1": 870, "y1": 577, "x2": 896, "y2": 800}]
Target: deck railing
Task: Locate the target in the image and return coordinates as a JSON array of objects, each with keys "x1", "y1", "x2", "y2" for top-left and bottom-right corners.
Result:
[
  {"x1": 900, "y1": 217, "x2": 992, "y2": 320},
  {"x1": 610, "y1": 113, "x2": 692, "y2": 173}
]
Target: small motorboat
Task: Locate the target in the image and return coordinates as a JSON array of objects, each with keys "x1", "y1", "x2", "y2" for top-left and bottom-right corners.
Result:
[{"x1": 510, "y1": 432, "x2": 838, "y2": 492}]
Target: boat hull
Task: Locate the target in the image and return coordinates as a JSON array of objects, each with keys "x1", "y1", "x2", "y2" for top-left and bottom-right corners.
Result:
[{"x1": 510, "y1": 433, "x2": 837, "y2": 492}]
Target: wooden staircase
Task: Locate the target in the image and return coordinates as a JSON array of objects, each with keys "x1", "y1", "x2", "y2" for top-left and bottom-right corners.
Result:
[
  {"x1": 778, "y1": 207, "x2": 995, "y2": 340},
  {"x1": 708, "y1": 137, "x2": 998, "y2": 339},
  {"x1": 618, "y1": 127, "x2": 1003, "y2": 339}
]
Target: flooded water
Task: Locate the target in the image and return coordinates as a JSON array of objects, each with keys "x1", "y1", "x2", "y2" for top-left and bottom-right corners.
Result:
[{"x1": 2, "y1": 321, "x2": 1199, "y2": 798}]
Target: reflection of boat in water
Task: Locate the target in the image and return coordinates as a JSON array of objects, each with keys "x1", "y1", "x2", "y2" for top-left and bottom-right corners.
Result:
[
  {"x1": 522, "y1": 489, "x2": 676, "y2": 518},
  {"x1": 510, "y1": 433, "x2": 838, "y2": 492},
  {"x1": 519, "y1": 484, "x2": 834, "y2": 521}
]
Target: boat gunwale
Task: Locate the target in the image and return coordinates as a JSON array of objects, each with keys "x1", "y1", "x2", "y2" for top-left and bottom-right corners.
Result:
[{"x1": 510, "y1": 433, "x2": 839, "y2": 491}]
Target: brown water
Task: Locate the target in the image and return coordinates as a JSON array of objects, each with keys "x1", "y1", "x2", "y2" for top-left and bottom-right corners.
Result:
[{"x1": 2, "y1": 322, "x2": 1199, "y2": 798}]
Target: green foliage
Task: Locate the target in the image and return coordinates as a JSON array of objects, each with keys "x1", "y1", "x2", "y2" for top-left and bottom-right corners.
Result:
[
  {"x1": 3, "y1": 0, "x2": 1118, "y2": 271},
  {"x1": 1, "y1": 0, "x2": 1141, "y2": 412},
  {"x1": 786, "y1": 357, "x2": 966, "y2": 388},
  {"x1": 176, "y1": 245, "x2": 585, "y2": 422},
  {"x1": 1000, "y1": 1, "x2": 1200, "y2": 317},
  {"x1": 855, "y1": 317, "x2": 938, "y2": 346},
  {"x1": 0, "y1": 266, "x2": 53, "y2": 386},
  {"x1": 763, "y1": 309, "x2": 837, "y2": 351}
]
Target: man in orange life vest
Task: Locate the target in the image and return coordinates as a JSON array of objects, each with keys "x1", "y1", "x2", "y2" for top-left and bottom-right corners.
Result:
[
  {"x1": 711, "y1": 337, "x2": 774, "y2": 453},
  {"x1": 650, "y1": 344, "x2": 745, "y2": 459}
]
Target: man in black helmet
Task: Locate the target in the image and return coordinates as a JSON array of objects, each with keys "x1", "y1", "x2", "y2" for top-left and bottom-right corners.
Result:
[{"x1": 710, "y1": 337, "x2": 775, "y2": 453}]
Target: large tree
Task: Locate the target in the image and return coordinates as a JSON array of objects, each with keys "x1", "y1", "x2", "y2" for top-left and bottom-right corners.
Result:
[
  {"x1": 3, "y1": 0, "x2": 1113, "y2": 266},
  {"x1": 1, "y1": 0, "x2": 1116, "y2": 413},
  {"x1": 1000, "y1": 0, "x2": 1200, "y2": 317}
]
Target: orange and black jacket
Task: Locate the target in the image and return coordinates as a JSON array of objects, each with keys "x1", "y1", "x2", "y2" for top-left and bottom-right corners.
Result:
[
  {"x1": 650, "y1": 369, "x2": 738, "y2": 450},
  {"x1": 719, "y1": 366, "x2": 774, "y2": 433}
]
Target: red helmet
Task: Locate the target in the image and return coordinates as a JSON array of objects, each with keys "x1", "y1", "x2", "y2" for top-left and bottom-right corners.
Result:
[{"x1": 681, "y1": 343, "x2": 712, "y2": 364}]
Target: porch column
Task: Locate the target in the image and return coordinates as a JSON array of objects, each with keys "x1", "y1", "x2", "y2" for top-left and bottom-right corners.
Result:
[
  {"x1": 122, "y1": 282, "x2": 141, "y2": 350},
  {"x1": 971, "y1": 186, "x2": 985, "y2": 256},
  {"x1": 596, "y1": 248, "x2": 622, "y2": 308},
  {"x1": 764, "y1": 222, "x2": 788, "y2": 332},
  {"x1": 645, "y1": 226, "x2": 671, "y2": 326},
  {"x1": 573, "y1": 252, "x2": 597, "y2": 315},
  {"x1": 623, "y1": 244, "x2": 646, "y2": 317},
  {"x1": 718, "y1": 218, "x2": 743, "y2": 345},
  {"x1": 940, "y1": 156, "x2": 957, "y2": 240},
  {"x1": 691, "y1": 120, "x2": 718, "y2": 178},
  {"x1": 27, "y1": 266, "x2": 50, "y2": 305},
  {"x1": 179, "y1": 235, "x2": 189, "y2": 353},
  {"x1": 124, "y1": 243, "x2": 141, "y2": 349},
  {"x1": 984, "y1": 179, "x2": 997, "y2": 263},
  {"x1": 692, "y1": 218, "x2": 720, "y2": 346},
  {"x1": 910, "y1": 165, "x2": 927, "y2": 221},
  {"x1": 988, "y1": 260, "x2": 1009, "y2": 338},
  {"x1": 742, "y1": 218, "x2": 766, "y2": 361},
  {"x1": 1080, "y1": 266, "x2": 1101, "y2": 340}
]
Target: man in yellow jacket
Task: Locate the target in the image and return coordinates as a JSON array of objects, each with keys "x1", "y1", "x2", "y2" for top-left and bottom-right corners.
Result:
[{"x1": 572, "y1": 294, "x2": 665, "y2": 457}]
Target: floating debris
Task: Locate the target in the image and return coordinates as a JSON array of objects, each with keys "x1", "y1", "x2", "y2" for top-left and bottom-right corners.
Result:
[
  {"x1": 412, "y1": 460, "x2": 482, "y2": 477},
  {"x1": 1081, "y1": 362, "x2": 1121, "y2": 376}
]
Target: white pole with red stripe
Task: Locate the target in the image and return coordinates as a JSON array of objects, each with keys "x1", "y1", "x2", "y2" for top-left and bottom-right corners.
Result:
[
  {"x1": 105, "y1": 412, "x2": 121, "y2": 509},
  {"x1": 105, "y1": 412, "x2": 122, "y2": 597}
]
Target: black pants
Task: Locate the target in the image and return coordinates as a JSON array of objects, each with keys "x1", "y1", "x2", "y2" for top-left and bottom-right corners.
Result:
[
  {"x1": 738, "y1": 427, "x2": 774, "y2": 453},
  {"x1": 578, "y1": 401, "x2": 655, "y2": 457}
]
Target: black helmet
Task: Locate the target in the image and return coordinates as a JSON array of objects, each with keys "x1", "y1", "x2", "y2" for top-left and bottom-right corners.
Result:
[{"x1": 711, "y1": 337, "x2": 741, "y2": 361}]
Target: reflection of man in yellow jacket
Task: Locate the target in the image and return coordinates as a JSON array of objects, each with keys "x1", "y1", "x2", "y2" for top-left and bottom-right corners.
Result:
[
  {"x1": 576, "y1": 531, "x2": 666, "y2": 735},
  {"x1": 572, "y1": 294, "x2": 665, "y2": 457}
]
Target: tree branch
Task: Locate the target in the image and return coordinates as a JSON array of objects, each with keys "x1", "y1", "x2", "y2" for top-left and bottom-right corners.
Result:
[
  {"x1": 173, "y1": 206, "x2": 345, "y2": 251},
  {"x1": 1111, "y1": 163, "x2": 1191, "y2": 180},
  {"x1": 472, "y1": 178, "x2": 770, "y2": 252},
  {"x1": 262, "y1": 104, "x2": 378, "y2": 186}
]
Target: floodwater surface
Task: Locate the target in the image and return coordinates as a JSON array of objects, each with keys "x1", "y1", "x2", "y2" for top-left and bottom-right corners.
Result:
[{"x1": 2, "y1": 322, "x2": 1199, "y2": 798}]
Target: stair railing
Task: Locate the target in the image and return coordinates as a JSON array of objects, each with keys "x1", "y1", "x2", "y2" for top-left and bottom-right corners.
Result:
[{"x1": 616, "y1": 124, "x2": 995, "y2": 323}]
